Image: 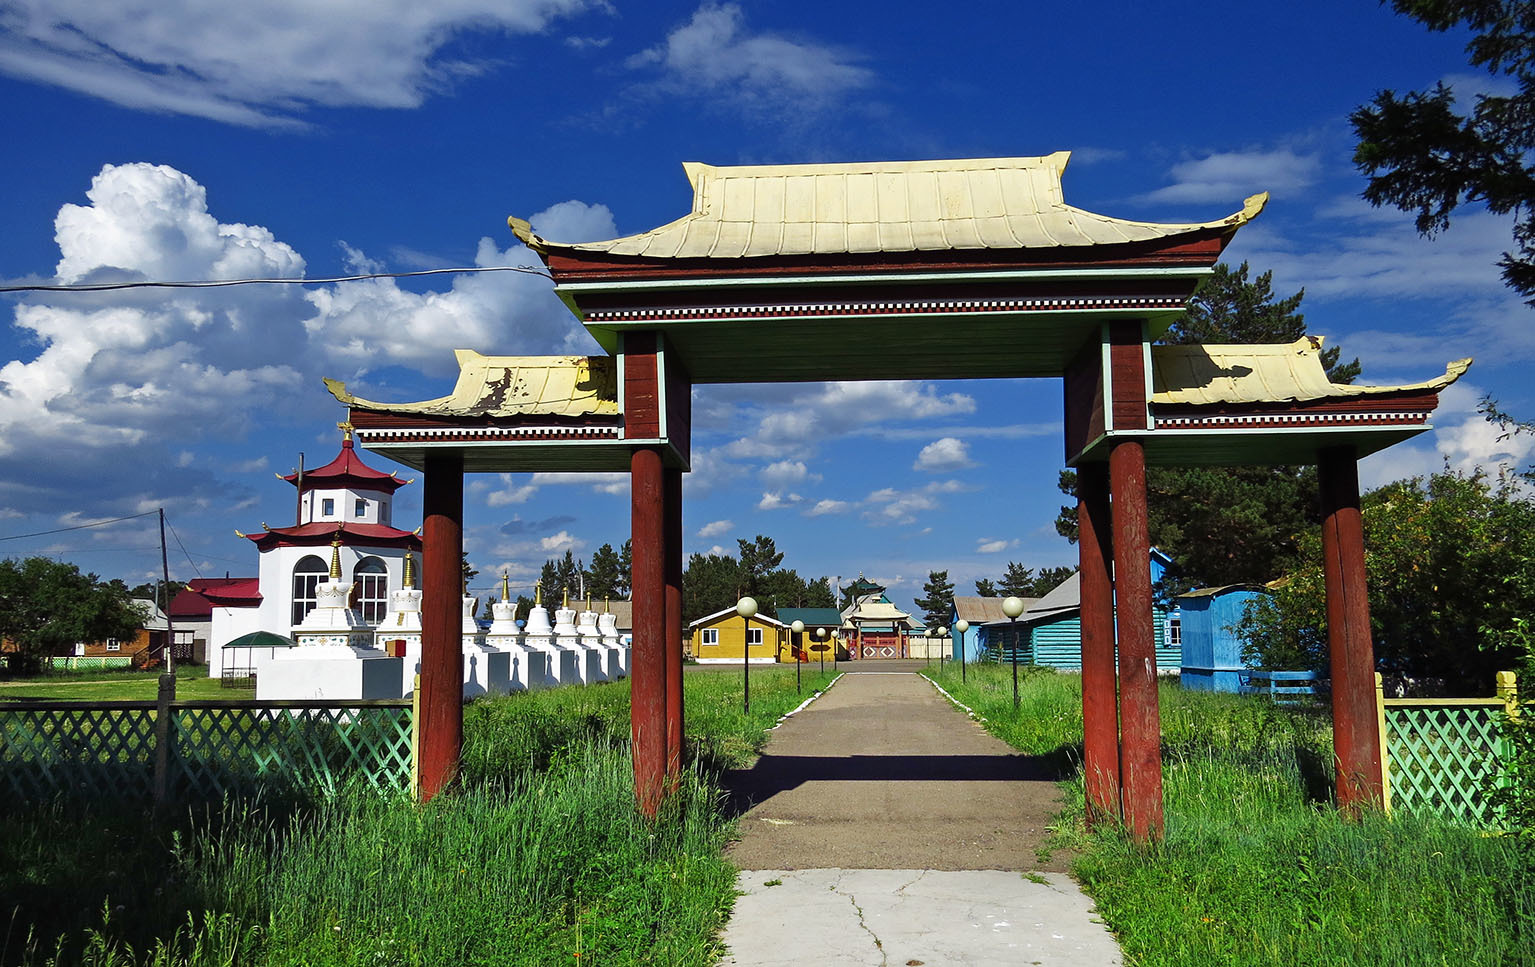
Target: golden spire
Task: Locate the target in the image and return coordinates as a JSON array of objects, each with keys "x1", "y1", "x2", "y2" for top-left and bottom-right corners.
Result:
[
  {"x1": 535, "y1": 581, "x2": 542, "y2": 606},
  {"x1": 328, "y1": 536, "x2": 342, "y2": 580},
  {"x1": 561, "y1": 586, "x2": 569, "y2": 608},
  {"x1": 501, "y1": 572, "x2": 511, "y2": 602},
  {"x1": 403, "y1": 551, "x2": 415, "y2": 589},
  {"x1": 604, "y1": 596, "x2": 611, "y2": 614},
  {"x1": 586, "y1": 591, "x2": 592, "y2": 612},
  {"x1": 337, "y1": 420, "x2": 354, "y2": 442}
]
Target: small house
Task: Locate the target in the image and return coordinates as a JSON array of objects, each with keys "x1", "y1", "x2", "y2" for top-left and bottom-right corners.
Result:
[
  {"x1": 777, "y1": 607, "x2": 842, "y2": 662},
  {"x1": 1178, "y1": 585, "x2": 1270, "y2": 692},
  {"x1": 1013, "y1": 550, "x2": 1182, "y2": 672},
  {"x1": 689, "y1": 607, "x2": 787, "y2": 663}
]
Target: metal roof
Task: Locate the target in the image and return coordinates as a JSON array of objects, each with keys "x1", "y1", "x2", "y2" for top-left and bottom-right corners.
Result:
[
  {"x1": 777, "y1": 607, "x2": 843, "y2": 626},
  {"x1": 512, "y1": 154, "x2": 1266, "y2": 260},
  {"x1": 1151, "y1": 337, "x2": 1471, "y2": 406},
  {"x1": 326, "y1": 352, "x2": 618, "y2": 419}
]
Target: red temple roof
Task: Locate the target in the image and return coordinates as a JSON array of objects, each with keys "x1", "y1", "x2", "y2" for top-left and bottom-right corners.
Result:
[
  {"x1": 182, "y1": 577, "x2": 263, "y2": 609},
  {"x1": 281, "y1": 436, "x2": 406, "y2": 494},
  {"x1": 242, "y1": 521, "x2": 421, "y2": 552}
]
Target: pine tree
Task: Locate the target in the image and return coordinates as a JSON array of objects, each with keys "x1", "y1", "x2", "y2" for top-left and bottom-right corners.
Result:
[
  {"x1": 974, "y1": 577, "x2": 998, "y2": 596},
  {"x1": 998, "y1": 562, "x2": 1036, "y2": 598},
  {"x1": 913, "y1": 570, "x2": 956, "y2": 629}
]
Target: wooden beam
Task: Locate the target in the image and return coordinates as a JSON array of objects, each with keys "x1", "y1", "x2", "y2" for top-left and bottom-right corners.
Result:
[
  {"x1": 418, "y1": 452, "x2": 464, "y2": 801},
  {"x1": 631, "y1": 445, "x2": 667, "y2": 816},
  {"x1": 1109, "y1": 440, "x2": 1164, "y2": 842},
  {"x1": 664, "y1": 465, "x2": 684, "y2": 787},
  {"x1": 1318, "y1": 445, "x2": 1385, "y2": 814},
  {"x1": 1076, "y1": 461, "x2": 1121, "y2": 827}
]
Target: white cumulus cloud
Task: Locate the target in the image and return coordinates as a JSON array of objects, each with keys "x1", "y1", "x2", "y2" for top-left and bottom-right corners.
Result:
[
  {"x1": 697, "y1": 519, "x2": 733, "y2": 538},
  {"x1": 913, "y1": 437, "x2": 973, "y2": 472}
]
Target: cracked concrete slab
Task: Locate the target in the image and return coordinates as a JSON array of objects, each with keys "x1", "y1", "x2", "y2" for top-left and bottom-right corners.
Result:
[{"x1": 721, "y1": 869, "x2": 1122, "y2": 967}]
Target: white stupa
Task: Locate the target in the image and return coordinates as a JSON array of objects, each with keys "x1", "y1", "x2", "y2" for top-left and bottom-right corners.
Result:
[
  {"x1": 523, "y1": 582, "x2": 579, "y2": 685},
  {"x1": 554, "y1": 587, "x2": 604, "y2": 684},
  {"x1": 257, "y1": 536, "x2": 403, "y2": 700},
  {"x1": 484, "y1": 574, "x2": 551, "y2": 690},
  {"x1": 598, "y1": 599, "x2": 628, "y2": 678}
]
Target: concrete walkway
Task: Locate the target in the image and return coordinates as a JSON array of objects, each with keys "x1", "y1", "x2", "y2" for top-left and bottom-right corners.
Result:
[{"x1": 720, "y1": 665, "x2": 1122, "y2": 966}]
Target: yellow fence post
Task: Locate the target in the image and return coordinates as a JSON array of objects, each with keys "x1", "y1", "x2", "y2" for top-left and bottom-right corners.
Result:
[
  {"x1": 1497, "y1": 670, "x2": 1519, "y2": 722},
  {"x1": 410, "y1": 673, "x2": 422, "y2": 802},
  {"x1": 1375, "y1": 672, "x2": 1391, "y2": 815}
]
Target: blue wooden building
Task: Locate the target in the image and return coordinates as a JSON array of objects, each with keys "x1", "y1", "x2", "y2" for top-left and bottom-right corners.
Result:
[
  {"x1": 1011, "y1": 549, "x2": 1181, "y2": 672},
  {"x1": 1177, "y1": 585, "x2": 1270, "y2": 692}
]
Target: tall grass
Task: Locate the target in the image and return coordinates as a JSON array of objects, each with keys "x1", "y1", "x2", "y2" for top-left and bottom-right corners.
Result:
[
  {"x1": 4, "y1": 666, "x2": 838, "y2": 966},
  {"x1": 927, "y1": 663, "x2": 1535, "y2": 967}
]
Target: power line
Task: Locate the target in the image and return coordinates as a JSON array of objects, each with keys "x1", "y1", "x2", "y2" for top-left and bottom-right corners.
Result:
[
  {"x1": 0, "y1": 510, "x2": 158, "y2": 543},
  {"x1": 0, "y1": 264, "x2": 552, "y2": 294},
  {"x1": 165, "y1": 519, "x2": 205, "y2": 580}
]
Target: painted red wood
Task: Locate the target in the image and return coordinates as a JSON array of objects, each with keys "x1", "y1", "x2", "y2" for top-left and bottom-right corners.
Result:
[
  {"x1": 664, "y1": 466, "x2": 684, "y2": 787},
  {"x1": 631, "y1": 445, "x2": 667, "y2": 816},
  {"x1": 1109, "y1": 440, "x2": 1164, "y2": 842},
  {"x1": 1063, "y1": 339, "x2": 1105, "y2": 462},
  {"x1": 665, "y1": 352, "x2": 692, "y2": 464},
  {"x1": 1107, "y1": 321, "x2": 1147, "y2": 431},
  {"x1": 418, "y1": 452, "x2": 464, "y2": 801},
  {"x1": 1318, "y1": 446, "x2": 1385, "y2": 814},
  {"x1": 623, "y1": 332, "x2": 661, "y2": 439},
  {"x1": 1153, "y1": 390, "x2": 1441, "y2": 418},
  {"x1": 1076, "y1": 462, "x2": 1121, "y2": 827},
  {"x1": 541, "y1": 231, "x2": 1234, "y2": 282}
]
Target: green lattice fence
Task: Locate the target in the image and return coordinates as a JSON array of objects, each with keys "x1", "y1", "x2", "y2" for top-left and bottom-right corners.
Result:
[
  {"x1": 1382, "y1": 690, "x2": 1511, "y2": 826},
  {"x1": 0, "y1": 698, "x2": 413, "y2": 804}
]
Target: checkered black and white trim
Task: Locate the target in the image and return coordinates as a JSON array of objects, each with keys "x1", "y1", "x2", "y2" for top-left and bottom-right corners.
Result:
[{"x1": 585, "y1": 294, "x2": 1185, "y2": 322}]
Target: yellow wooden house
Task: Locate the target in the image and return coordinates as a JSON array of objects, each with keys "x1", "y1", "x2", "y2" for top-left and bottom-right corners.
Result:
[{"x1": 689, "y1": 607, "x2": 788, "y2": 663}]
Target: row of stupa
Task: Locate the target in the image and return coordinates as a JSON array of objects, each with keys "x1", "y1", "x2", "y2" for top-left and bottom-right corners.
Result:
[{"x1": 256, "y1": 540, "x2": 628, "y2": 701}]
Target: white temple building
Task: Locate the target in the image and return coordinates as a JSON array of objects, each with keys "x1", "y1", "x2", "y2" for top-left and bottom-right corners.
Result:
[{"x1": 206, "y1": 426, "x2": 421, "y2": 679}]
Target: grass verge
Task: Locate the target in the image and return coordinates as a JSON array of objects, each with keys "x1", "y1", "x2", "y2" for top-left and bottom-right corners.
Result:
[
  {"x1": 3, "y1": 666, "x2": 839, "y2": 966},
  {"x1": 925, "y1": 662, "x2": 1535, "y2": 967}
]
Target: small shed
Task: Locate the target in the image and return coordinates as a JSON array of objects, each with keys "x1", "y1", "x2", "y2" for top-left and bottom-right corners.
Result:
[
  {"x1": 1017, "y1": 550, "x2": 1181, "y2": 672},
  {"x1": 948, "y1": 596, "x2": 1009, "y2": 663},
  {"x1": 689, "y1": 607, "x2": 787, "y2": 663},
  {"x1": 1178, "y1": 585, "x2": 1270, "y2": 692},
  {"x1": 777, "y1": 607, "x2": 842, "y2": 662}
]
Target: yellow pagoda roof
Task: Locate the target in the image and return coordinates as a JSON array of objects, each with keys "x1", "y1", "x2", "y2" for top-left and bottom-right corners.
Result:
[
  {"x1": 1150, "y1": 337, "x2": 1471, "y2": 406},
  {"x1": 510, "y1": 153, "x2": 1267, "y2": 260},
  {"x1": 324, "y1": 351, "x2": 619, "y2": 418}
]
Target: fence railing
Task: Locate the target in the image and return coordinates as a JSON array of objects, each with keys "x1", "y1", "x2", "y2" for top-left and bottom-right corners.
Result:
[
  {"x1": 1377, "y1": 670, "x2": 1518, "y2": 826},
  {"x1": 1, "y1": 681, "x2": 416, "y2": 805},
  {"x1": 1239, "y1": 669, "x2": 1319, "y2": 703}
]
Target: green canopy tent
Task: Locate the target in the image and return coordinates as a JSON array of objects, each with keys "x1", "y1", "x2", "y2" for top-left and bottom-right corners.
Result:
[{"x1": 220, "y1": 631, "x2": 296, "y2": 687}]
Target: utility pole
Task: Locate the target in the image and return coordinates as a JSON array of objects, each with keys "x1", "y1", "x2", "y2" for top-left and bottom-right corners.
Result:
[{"x1": 159, "y1": 508, "x2": 177, "y2": 685}]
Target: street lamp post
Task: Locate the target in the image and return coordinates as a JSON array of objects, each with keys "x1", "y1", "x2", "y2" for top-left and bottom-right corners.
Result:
[
  {"x1": 955, "y1": 619, "x2": 970, "y2": 683},
  {"x1": 815, "y1": 626, "x2": 827, "y2": 674},
  {"x1": 832, "y1": 630, "x2": 839, "y2": 671},
  {"x1": 1003, "y1": 596, "x2": 1026, "y2": 709},
  {"x1": 737, "y1": 596, "x2": 758, "y2": 714},
  {"x1": 790, "y1": 619, "x2": 805, "y2": 694},
  {"x1": 932, "y1": 626, "x2": 947, "y2": 670}
]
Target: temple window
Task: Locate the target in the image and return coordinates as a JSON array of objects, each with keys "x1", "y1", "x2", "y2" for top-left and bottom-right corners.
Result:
[
  {"x1": 355, "y1": 498, "x2": 367, "y2": 518},
  {"x1": 292, "y1": 555, "x2": 328, "y2": 625},
  {"x1": 353, "y1": 556, "x2": 388, "y2": 624},
  {"x1": 321, "y1": 498, "x2": 335, "y2": 517}
]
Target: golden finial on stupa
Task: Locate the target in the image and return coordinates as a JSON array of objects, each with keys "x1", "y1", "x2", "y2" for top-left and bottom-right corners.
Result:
[
  {"x1": 586, "y1": 591, "x2": 593, "y2": 612},
  {"x1": 604, "y1": 596, "x2": 612, "y2": 614},
  {"x1": 501, "y1": 572, "x2": 511, "y2": 602},
  {"x1": 403, "y1": 551, "x2": 415, "y2": 589},
  {"x1": 535, "y1": 581, "x2": 542, "y2": 606},
  {"x1": 328, "y1": 536, "x2": 342, "y2": 579},
  {"x1": 562, "y1": 586, "x2": 569, "y2": 608}
]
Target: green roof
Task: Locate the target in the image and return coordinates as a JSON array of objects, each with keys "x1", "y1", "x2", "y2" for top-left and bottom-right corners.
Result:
[{"x1": 778, "y1": 607, "x2": 842, "y2": 626}]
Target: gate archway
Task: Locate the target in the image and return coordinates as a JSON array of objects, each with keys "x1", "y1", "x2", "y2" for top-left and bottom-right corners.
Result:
[{"x1": 329, "y1": 153, "x2": 1469, "y2": 839}]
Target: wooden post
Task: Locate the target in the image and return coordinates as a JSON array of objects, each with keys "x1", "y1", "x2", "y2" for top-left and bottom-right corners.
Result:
[
  {"x1": 1318, "y1": 445, "x2": 1384, "y2": 814},
  {"x1": 151, "y1": 672, "x2": 175, "y2": 808},
  {"x1": 418, "y1": 451, "x2": 464, "y2": 802},
  {"x1": 631, "y1": 446, "x2": 667, "y2": 816},
  {"x1": 664, "y1": 466, "x2": 684, "y2": 786},
  {"x1": 1109, "y1": 440, "x2": 1163, "y2": 842},
  {"x1": 1077, "y1": 461, "x2": 1121, "y2": 826},
  {"x1": 1375, "y1": 672, "x2": 1391, "y2": 815}
]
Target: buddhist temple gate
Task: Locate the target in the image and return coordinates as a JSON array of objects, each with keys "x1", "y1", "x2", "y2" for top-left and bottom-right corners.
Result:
[{"x1": 329, "y1": 153, "x2": 1469, "y2": 839}]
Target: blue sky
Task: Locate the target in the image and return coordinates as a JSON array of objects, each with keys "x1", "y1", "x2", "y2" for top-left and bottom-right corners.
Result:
[{"x1": 1, "y1": 1, "x2": 1531, "y2": 618}]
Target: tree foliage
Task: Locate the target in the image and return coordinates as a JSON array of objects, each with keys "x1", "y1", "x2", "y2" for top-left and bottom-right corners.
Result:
[
  {"x1": 1352, "y1": 1, "x2": 1535, "y2": 302},
  {"x1": 913, "y1": 570, "x2": 956, "y2": 628},
  {"x1": 680, "y1": 534, "x2": 832, "y2": 624},
  {"x1": 586, "y1": 543, "x2": 626, "y2": 601},
  {"x1": 1240, "y1": 469, "x2": 1535, "y2": 693},
  {"x1": 0, "y1": 558, "x2": 146, "y2": 673},
  {"x1": 1056, "y1": 262, "x2": 1359, "y2": 595}
]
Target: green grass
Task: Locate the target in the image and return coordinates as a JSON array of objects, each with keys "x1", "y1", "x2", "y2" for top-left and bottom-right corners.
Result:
[
  {"x1": 925, "y1": 663, "x2": 1535, "y2": 967},
  {"x1": 3, "y1": 666, "x2": 838, "y2": 966},
  {"x1": 0, "y1": 668, "x2": 240, "y2": 702}
]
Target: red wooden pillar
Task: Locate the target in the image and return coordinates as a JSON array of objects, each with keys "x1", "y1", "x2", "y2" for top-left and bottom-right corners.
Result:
[
  {"x1": 418, "y1": 452, "x2": 464, "y2": 801},
  {"x1": 1108, "y1": 440, "x2": 1163, "y2": 842},
  {"x1": 1318, "y1": 445, "x2": 1384, "y2": 813},
  {"x1": 1077, "y1": 461, "x2": 1121, "y2": 827},
  {"x1": 631, "y1": 445, "x2": 667, "y2": 816},
  {"x1": 664, "y1": 466, "x2": 684, "y2": 786}
]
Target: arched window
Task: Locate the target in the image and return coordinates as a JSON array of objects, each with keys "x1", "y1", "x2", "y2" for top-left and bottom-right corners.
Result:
[
  {"x1": 292, "y1": 555, "x2": 328, "y2": 626},
  {"x1": 353, "y1": 556, "x2": 388, "y2": 624}
]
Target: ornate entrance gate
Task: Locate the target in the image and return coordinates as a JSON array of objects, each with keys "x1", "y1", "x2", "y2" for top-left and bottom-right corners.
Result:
[{"x1": 332, "y1": 153, "x2": 1468, "y2": 839}]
